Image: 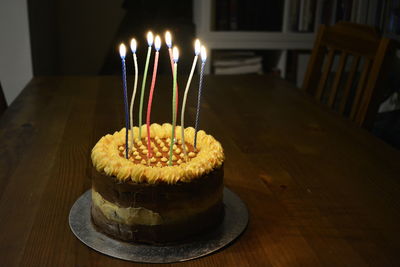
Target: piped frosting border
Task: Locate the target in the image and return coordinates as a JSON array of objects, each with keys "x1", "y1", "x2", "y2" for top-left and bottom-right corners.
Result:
[{"x1": 91, "y1": 123, "x2": 224, "y2": 184}]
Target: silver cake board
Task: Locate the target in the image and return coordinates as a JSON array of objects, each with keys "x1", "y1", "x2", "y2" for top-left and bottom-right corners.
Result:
[{"x1": 69, "y1": 187, "x2": 248, "y2": 263}]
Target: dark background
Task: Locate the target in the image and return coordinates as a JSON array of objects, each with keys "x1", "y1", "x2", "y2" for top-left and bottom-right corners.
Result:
[{"x1": 28, "y1": 0, "x2": 195, "y2": 76}]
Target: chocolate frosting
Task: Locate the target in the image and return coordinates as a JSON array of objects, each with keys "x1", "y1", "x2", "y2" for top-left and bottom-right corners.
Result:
[{"x1": 92, "y1": 166, "x2": 224, "y2": 211}]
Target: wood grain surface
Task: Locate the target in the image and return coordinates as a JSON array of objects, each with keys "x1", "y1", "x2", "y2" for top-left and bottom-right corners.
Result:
[{"x1": 0, "y1": 75, "x2": 399, "y2": 266}]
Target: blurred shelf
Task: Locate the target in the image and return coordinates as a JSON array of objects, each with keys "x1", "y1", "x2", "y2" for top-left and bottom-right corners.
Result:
[
  {"x1": 198, "y1": 31, "x2": 315, "y2": 50},
  {"x1": 193, "y1": 0, "x2": 316, "y2": 75}
]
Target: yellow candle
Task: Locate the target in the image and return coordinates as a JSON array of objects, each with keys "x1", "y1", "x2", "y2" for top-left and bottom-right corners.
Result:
[{"x1": 169, "y1": 47, "x2": 179, "y2": 166}]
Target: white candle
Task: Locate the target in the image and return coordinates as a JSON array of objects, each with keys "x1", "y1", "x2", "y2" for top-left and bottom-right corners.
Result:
[
  {"x1": 129, "y1": 38, "x2": 138, "y2": 152},
  {"x1": 181, "y1": 39, "x2": 201, "y2": 160}
]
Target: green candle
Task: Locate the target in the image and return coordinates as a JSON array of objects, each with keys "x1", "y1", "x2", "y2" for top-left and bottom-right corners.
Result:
[
  {"x1": 138, "y1": 31, "x2": 154, "y2": 139},
  {"x1": 169, "y1": 47, "x2": 179, "y2": 166}
]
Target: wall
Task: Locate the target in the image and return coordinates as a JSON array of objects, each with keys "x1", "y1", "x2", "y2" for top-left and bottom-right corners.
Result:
[
  {"x1": 56, "y1": 0, "x2": 125, "y2": 74},
  {"x1": 28, "y1": 0, "x2": 125, "y2": 75},
  {"x1": 0, "y1": 0, "x2": 33, "y2": 105}
]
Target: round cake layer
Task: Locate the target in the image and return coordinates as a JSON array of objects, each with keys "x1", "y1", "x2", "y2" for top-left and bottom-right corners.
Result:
[
  {"x1": 91, "y1": 166, "x2": 224, "y2": 244},
  {"x1": 92, "y1": 166, "x2": 223, "y2": 209}
]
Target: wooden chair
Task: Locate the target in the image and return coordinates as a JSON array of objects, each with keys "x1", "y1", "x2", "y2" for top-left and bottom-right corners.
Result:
[
  {"x1": 302, "y1": 22, "x2": 393, "y2": 129},
  {"x1": 0, "y1": 82, "x2": 7, "y2": 116}
]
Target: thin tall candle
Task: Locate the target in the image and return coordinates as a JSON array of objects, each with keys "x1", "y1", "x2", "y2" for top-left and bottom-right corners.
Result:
[
  {"x1": 194, "y1": 46, "x2": 207, "y2": 150},
  {"x1": 165, "y1": 31, "x2": 179, "y2": 123},
  {"x1": 146, "y1": 35, "x2": 161, "y2": 158},
  {"x1": 119, "y1": 43, "x2": 129, "y2": 159},
  {"x1": 129, "y1": 38, "x2": 138, "y2": 151},
  {"x1": 138, "y1": 31, "x2": 154, "y2": 139},
  {"x1": 169, "y1": 47, "x2": 179, "y2": 166},
  {"x1": 181, "y1": 39, "x2": 201, "y2": 159}
]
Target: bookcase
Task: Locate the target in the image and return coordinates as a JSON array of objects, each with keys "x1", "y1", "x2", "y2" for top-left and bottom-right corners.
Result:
[
  {"x1": 193, "y1": 0, "x2": 400, "y2": 82},
  {"x1": 193, "y1": 0, "x2": 316, "y2": 76}
]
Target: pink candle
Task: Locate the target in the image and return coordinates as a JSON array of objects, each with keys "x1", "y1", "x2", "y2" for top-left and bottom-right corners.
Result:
[{"x1": 146, "y1": 35, "x2": 161, "y2": 159}]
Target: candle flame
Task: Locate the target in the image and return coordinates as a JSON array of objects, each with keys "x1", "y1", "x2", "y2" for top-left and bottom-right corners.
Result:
[
  {"x1": 165, "y1": 31, "x2": 172, "y2": 48},
  {"x1": 154, "y1": 35, "x2": 161, "y2": 51},
  {"x1": 200, "y1": 46, "x2": 207, "y2": 62},
  {"x1": 130, "y1": 38, "x2": 137, "y2": 53},
  {"x1": 194, "y1": 39, "x2": 201, "y2": 55},
  {"x1": 147, "y1": 31, "x2": 154, "y2": 46},
  {"x1": 172, "y1": 46, "x2": 179, "y2": 63},
  {"x1": 119, "y1": 43, "x2": 126, "y2": 59}
]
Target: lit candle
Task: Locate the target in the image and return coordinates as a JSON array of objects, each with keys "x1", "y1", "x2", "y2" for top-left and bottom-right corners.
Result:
[
  {"x1": 119, "y1": 43, "x2": 129, "y2": 159},
  {"x1": 129, "y1": 38, "x2": 138, "y2": 152},
  {"x1": 169, "y1": 47, "x2": 179, "y2": 166},
  {"x1": 165, "y1": 31, "x2": 173, "y2": 65},
  {"x1": 181, "y1": 39, "x2": 201, "y2": 159},
  {"x1": 165, "y1": 31, "x2": 179, "y2": 124},
  {"x1": 138, "y1": 31, "x2": 154, "y2": 139},
  {"x1": 194, "y1": 46, "x2": 207, "y2": 150},
  {"x1": 146, "y1": 35, "x2": 161, "y2": 158}
]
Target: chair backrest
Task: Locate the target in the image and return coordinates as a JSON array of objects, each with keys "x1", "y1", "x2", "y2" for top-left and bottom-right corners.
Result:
[
  {"x1": 302, "y1": 22, "x2": 392, "y2": 129},
  {"x1": 0, "y1": 82, "x2": 7, "y2": 116}
]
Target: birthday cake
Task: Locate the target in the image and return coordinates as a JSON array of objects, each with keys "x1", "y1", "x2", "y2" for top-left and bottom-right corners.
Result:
[{"x1": 91, "y1": 123, "x2": 225, "y2": 244}]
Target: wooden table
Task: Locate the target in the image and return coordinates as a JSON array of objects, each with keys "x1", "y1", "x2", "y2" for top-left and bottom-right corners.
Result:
[{"x1": 1, "y1": 75, "x2": 400, "y2": 266}]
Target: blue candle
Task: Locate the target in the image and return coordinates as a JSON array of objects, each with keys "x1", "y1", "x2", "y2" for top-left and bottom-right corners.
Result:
[
  {"x1": 194, "y1": 46, "x2": 207, "y2": 149},
  {"x1": 119, "y1": 43, "x2": 129, "y2": 159}
]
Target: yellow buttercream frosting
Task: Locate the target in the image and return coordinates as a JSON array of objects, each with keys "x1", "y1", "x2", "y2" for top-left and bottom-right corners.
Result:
[{"x1": 91, "y1": 123, "x2": 224, "y2": 184}]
